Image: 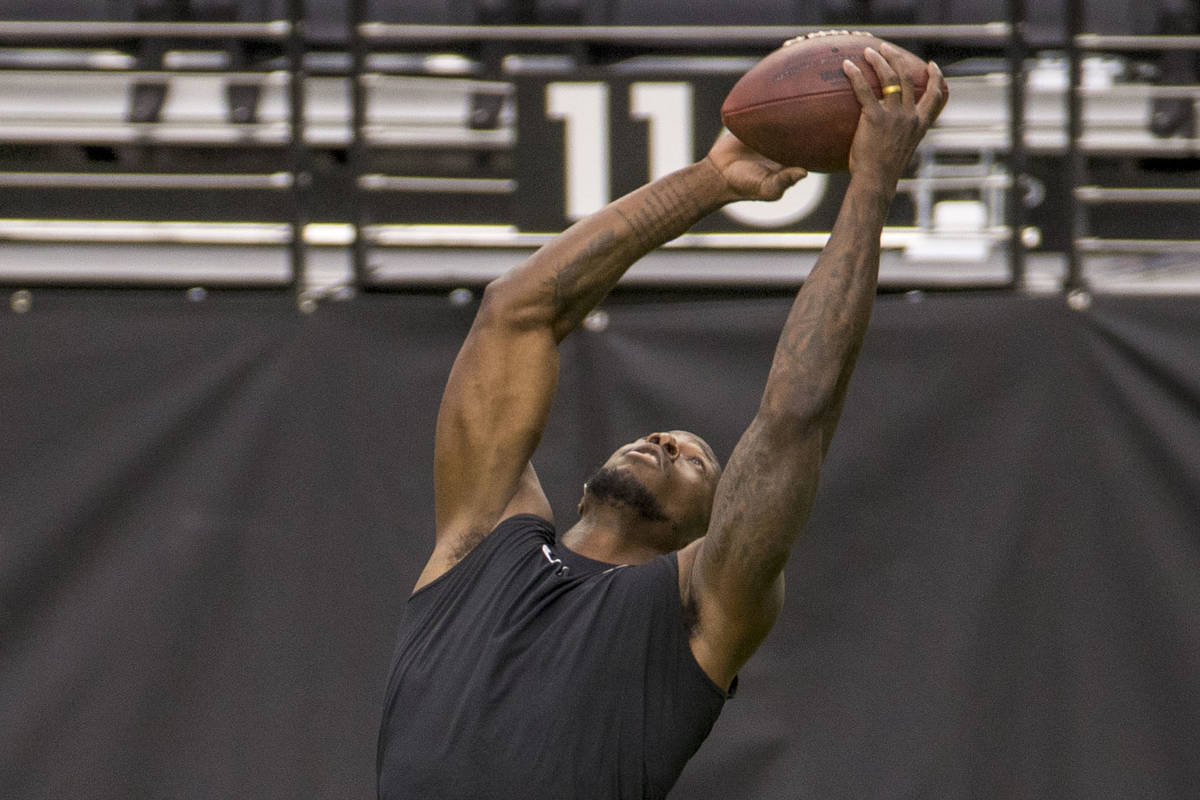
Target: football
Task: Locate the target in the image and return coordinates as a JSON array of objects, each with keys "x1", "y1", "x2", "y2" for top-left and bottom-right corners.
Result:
[{"x1": 721, "y1": 30, "x2": 931, "y2": 172}]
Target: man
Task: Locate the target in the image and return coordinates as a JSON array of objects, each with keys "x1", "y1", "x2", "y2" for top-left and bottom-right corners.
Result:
[{"x1": 378, "y1": 46, "x2": 947, "y2": 799}]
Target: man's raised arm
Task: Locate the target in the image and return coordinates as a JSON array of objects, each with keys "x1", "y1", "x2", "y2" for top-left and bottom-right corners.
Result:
[
  {"x1": 419, "y1": 135, "x2": 808, "y2": 591},
  {"x1": 681, "y1": 47, "x2": 948, "y2": 688}
]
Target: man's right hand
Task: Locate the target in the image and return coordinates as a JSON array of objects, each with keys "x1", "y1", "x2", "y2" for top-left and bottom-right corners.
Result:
[{"x1": 704, "y1": 132, "x2": 809, "y2": 204}]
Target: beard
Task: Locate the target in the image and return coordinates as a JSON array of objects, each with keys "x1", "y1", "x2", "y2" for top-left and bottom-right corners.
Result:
[{"x1": 583, "y1": 465, "x2": 669, "y2": 523}]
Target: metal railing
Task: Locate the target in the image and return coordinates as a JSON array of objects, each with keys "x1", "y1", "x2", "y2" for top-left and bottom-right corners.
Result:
[
  {"x1": 0, "y1": 6, "x2": 309, "y2": 291},
  {"x1": 1066, "y1": 24, "x2": 1200, "y2": 288},
  {"x1": 349, "y1": 17, "x2": 1023, "y2": 290},
  {"x1": 0, "y1": 6, "x2": 1196, "y2": 295}
]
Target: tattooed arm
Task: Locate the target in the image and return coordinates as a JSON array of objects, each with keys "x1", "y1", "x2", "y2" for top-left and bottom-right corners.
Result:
[
  {"x1": 416, "y1": 132, "x2": 807, "y2": 592},
  {"x1": 679, "y1": 47, "x2": 948, "y2": 688}
]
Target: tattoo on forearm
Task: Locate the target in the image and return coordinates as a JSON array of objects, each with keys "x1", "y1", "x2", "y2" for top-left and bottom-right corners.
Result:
[
  {"x1": 547, "y1": 229, "x2": 618, "y2": 317},
  {"x1": 615, "y1": 179, "x2": 702, "y2": 250},
  {"x1": 763, "y1": 191, "x2": 881, "y2": 423},
  {"x1": 542, "y1": 170, "x2": 713, "y2": 321},
  {"x1": 704, "y1": 240, "x2": 877, "y2": 581}
]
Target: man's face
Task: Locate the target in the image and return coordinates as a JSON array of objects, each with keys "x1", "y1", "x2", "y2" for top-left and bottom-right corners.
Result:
[{"x1": 586, "y1": 430, "x2": 722, "y2": 549}]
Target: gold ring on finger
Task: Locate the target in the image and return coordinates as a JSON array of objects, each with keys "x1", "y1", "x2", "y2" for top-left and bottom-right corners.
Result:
[{"x1": 881, "y1": 83, "x2": 902, "y2": 96}]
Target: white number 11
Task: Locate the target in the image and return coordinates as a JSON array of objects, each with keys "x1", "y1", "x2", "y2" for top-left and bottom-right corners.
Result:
[
  {"x1": 547, "y1": 81, "x2": 693, "y2": 221},
  {"x1": 545, "y1": 80, "x2": 825, "y2": 227}
]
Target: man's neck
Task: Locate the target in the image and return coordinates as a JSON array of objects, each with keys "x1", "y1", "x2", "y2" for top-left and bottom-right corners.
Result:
[{"x1": 560, "y1": 511, "x2": 667, "y2": 566}]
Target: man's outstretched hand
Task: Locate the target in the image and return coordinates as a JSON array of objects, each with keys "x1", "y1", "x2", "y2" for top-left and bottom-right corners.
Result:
[
  {"x1": 707, "y1": 44, "x2": 945, "y2": 206},
  {"x1": 842, "y1": 45, "x2": 948, "y2": 192},
  {"x1": 705, "y1": 132, "x2": 808, "y2": 204}
]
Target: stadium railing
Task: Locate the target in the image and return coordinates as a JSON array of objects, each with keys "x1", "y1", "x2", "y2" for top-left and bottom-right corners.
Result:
[{"x1": 0, "y1": 2, "x2": 1195, "y2": 298}]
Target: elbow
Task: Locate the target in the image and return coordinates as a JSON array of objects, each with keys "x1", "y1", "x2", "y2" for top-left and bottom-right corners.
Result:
[
  {"x1": 757, "y1": 378, "x2": 841, "y2": 435},
  {"x1": 479, "y1": 272, "x2": 521, "y2": 315},
  {"x1": 477, "y1": 273, "x2": 553, "y2": 332}
]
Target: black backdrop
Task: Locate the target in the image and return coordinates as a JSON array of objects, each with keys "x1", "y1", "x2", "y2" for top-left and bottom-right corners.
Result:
[{"x1": 3, "y1": 290, "x2": 1198, "y2": 799}]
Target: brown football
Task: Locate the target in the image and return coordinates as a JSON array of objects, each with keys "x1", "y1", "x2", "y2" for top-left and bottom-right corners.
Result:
[{"x1": 721, "y1": 31, "x2": 930, "y2": 172}]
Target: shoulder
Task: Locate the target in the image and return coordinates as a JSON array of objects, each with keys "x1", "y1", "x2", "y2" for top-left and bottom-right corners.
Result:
[
  {"x1": 673, "y1": 538, "x2": 765, "y2": 693},
  {"x1": 413, "y1": 514, "x2": 555, "y2": 595}
]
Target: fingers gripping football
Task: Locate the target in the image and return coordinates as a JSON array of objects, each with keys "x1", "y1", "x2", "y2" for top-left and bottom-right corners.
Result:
[{"x1": 842, "y1": 45, "x2": 947, "y2": 185}]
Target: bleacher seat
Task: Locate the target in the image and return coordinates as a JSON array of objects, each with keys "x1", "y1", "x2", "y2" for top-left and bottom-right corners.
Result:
[
  {"x1": 532, "y1": 0, "x2": 585, "y2": 24},
  {"x1": 938, "y1": 0, "x2": 1158, "y2": 45},
  {"x1": 181, "y1": 0, "x2": 271, "y2": 21},
  {"x1": 816, "y1": 0, "x2": 921, "y2": 25},
  {"x1": 366, "y1": 0, "x2": 476, "y2": 24},
  {"x1": 590, "y1": 0, "x2": 809, "y2": 26},
  {"x1": 296, "y1": 0, "x2": 478, "y2": 46},
  {"x1": 811, "y1": 0, "x2": 1161, "y2": 39},
  {"x1": 0, "y1": 0, "x2": 136, "y2": 20}
]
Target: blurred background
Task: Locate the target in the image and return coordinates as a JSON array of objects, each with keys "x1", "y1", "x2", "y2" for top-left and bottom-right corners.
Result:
[
  {"x1": 1, "y1": 2, "x2": 1198, "y2": 799},
  {"x1": 0, "y1": 0, "x2": 1197, "y2": 290}
]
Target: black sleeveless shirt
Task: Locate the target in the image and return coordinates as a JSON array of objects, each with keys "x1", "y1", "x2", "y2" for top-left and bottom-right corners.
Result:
[{"x1": 377, "y1": 515, "x2": 732, "y2": 799}]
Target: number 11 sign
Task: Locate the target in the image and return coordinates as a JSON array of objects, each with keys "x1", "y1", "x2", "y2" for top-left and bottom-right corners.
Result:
[{"x1": 512, "y1": 65, "x2": 838, "y2": 235}]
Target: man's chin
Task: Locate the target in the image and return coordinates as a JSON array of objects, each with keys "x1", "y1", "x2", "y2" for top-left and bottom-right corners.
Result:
[{"x1": 585, "y1": 465, "x2": 668, "y2": 523}]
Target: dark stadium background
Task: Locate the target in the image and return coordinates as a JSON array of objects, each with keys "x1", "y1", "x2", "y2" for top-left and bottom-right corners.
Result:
[{"x1": 2, "y1": 3, "x2": 1198, "y2": 798}]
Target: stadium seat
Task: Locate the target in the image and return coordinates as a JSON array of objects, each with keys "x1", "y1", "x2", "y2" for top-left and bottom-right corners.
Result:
[
  {"x1": 473, "y1": 0, "x2": 585, "y2": 24},
  {"x1": 939, "y1": 0, "x2": 1157, "y2": 45},
  {"x1": 817, "y1": 0, "x2": 921, "y2": 25},
  {"x1": 186, "y1": 0, "x2": 267, "y2": 21},
  {"x1": 294, "y1": 0, "x2": 478, "y2": 43},
  {"x1": 530, "y1": 0, "x2": 585, "y2": 24},
  {"x1": 591, "y1": 0, "x2": 806, "y2": 26},
  {"x1": 368, "y1": 0, "x2": 476, "y2": 23},
  {"x1": 1149, "y1": 0, "x2": 1198, "y2": 137},
  {"x1": 0, "y1": 0, "x2": 135, "y2": 20}
]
